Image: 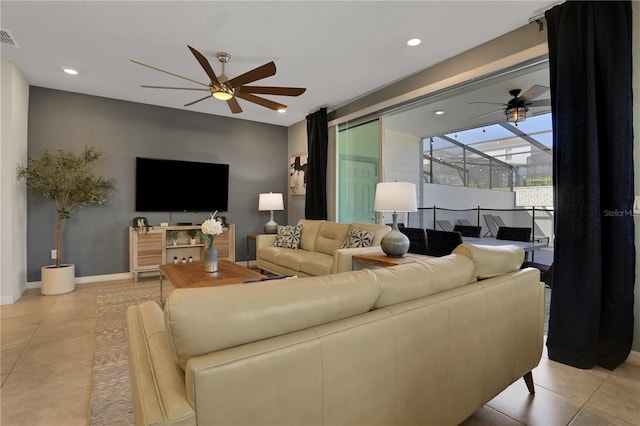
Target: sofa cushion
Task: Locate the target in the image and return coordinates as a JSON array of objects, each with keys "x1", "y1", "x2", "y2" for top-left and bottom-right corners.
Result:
[
  {"x1": 341, "y1": 227, "x2": 374, "y2": 249},
  {"x1": 348, "y1": 223, "x2": 391, "y2": 246},
  {"x1": 277, "y1": 250, "x2": 327, "y2": 271},
  {"x1": 258, "y1": 246, "x2": 290, "y2": 263},
  {"x1": 273, "y1": 224, "x2": 303, "y2": 249},
  {"x1": 452, "y1": 243, "x2": 524, "y2": 279},
  {"x1": 315, "y1": 222, "x2": 350, "y2": 256},
  {"x1": 300, "y1": 255, "x2": 334, "y2": 276},
  {"x1": 371, "y1": 254, "x2": 475, "y2": 308},
  {"x1": 297, "y1": 219, "x2": 324, "y2": 251},
  {"x1": 164, "y1": 269, "x2": 381, "y2": 370}
]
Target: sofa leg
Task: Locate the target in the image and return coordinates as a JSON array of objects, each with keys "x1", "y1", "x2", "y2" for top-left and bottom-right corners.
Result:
[{"x1": 523, "y1": 371, "x2": 535, "y2": 394}]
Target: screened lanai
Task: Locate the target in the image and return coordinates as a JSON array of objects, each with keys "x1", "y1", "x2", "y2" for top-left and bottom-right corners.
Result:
[{"x1": 337, "y1": 58, "x2": 555, "y2": 251}]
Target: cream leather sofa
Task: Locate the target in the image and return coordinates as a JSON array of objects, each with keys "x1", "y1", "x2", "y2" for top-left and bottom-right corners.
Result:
[
  {"x1": 256, "y1": 219, "x2": 391, "y2": 277},
  {"x1": 127, "y1": 244, "x2": 545, "y2": 426}
]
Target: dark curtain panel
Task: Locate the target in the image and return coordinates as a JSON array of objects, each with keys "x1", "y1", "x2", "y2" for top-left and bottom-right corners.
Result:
[
  {"x1": 546, "y1": 1, "x2": 634, "y2": 370},
  {"x1": 305, "y1": 108, "x2": 328, "y2": 219}
]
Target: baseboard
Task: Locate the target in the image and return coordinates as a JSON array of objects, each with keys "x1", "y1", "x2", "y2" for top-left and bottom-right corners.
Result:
[
  {"x1": 27, "y1": 272, "x2": 134, "y2": 289},
  {"x1": 1, "y1": 295, "x2": 17, "y2": 304}
]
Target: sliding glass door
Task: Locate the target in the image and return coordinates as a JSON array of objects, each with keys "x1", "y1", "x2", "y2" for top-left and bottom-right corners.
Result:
[{"x1": 337, "y1": 120, "x2": 380, "y2": 223}]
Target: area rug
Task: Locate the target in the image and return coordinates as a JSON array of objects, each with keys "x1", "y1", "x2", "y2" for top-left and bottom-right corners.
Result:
[{"x1": 89, "y1": 282, "x2": 173, "y2": 425}]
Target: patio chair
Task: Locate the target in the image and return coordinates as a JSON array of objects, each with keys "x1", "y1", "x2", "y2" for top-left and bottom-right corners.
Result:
[
  {"x1": 453, "y1": 224, "x2": 481, "y2": 238},
  {"x1": 483, "y1": 214, "x2": 499, "y2": 237},
  {"x1": 456, "y1": 219, "x2": 472, "y2": 226},
  {"x1": 493, "y1": 215, "x2": 508, "y2": 228},
  {"x1": 436, "y1": 220, "x2": 454, "y2": 232},
  {"x1": 496, "y1": 226, "x2": 532, "y2": 242},
  {"x1": 425, "y1": 229, "x2": 463, "y2": 257},
  {"x1": 399, "y1": 227, "x2": 429, "y2": 255}
]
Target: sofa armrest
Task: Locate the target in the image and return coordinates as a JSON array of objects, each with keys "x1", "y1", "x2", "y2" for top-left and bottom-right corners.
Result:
[
  {"x1": 256, "y1": 234, "x2": 277, "y2": 251},
  {"x1": 331, "y1": 246, "x2": 385, "y2": 274}
]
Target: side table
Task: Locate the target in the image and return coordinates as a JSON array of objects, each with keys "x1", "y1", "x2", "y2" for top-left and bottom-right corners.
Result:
[{"x1": 246, "y1": 234, "x2": 258, "y2": 267}]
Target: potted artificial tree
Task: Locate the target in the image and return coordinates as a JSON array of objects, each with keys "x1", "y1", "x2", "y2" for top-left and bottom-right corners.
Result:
[{"x1": 17, "y1": 146, "x2": 116, "y2": 295}]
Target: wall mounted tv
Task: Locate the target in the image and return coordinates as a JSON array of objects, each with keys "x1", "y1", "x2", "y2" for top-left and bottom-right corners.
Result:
[{"x1": 136, "y1": 157, "x2": 229, "y2": 212}]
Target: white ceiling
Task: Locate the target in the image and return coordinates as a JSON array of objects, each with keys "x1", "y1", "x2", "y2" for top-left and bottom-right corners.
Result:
[{"x1": 0, "y1": 1, "x2": 557, "y2": 127}]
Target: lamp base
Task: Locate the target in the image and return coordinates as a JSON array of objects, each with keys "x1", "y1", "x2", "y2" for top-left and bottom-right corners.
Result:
[
  {"x1": 264, "y1": 220, "x2": 279, "y2": 234},
  {"x1": 380, "y1": 212, "x2": 409, "y2": 257}
]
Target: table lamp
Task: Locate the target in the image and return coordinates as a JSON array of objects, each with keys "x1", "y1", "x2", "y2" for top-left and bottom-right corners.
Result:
[
  {"x1": 259, "y1": 192, "x2": 284, "y2": 234},
  {"x1": 374, "y1": 182, "x2": 417, "y2": 257}
]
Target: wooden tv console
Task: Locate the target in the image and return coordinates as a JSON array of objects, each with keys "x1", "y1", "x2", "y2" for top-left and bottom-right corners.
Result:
[{"x1": 129, "y1": 224, "x2": 235, "y2": 282}]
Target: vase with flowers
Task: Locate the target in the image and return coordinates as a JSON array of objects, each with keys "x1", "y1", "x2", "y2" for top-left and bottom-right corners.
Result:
[{"x1": 201, "y1": 211, "x2": 223, "y2": 272}]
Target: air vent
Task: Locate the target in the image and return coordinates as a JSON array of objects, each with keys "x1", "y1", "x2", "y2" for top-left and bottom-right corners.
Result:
[{"x1": 1, "y1": 29, "x2": 19, "y2": 47}]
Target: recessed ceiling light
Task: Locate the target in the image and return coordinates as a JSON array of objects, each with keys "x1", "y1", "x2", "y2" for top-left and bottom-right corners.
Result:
[
  {"x1": 434, "y1": 110, "x2": 445, "y2": 115},
  {"x1": 63, "y1": 67, "x2": 78, "y2": 75},
  {"x1": 407, "y1": 38, "x2": 421, "y2": 47}
]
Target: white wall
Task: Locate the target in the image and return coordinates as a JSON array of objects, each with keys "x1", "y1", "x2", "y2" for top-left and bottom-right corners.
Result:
[
  {"x1": 1, "y1": 61, "x2": 29, "y2": 304},
  {"x1": 381, "y1": 129, "x2": 422, "y2": 225}
]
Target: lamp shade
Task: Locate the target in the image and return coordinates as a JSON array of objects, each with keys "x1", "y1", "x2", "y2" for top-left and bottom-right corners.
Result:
[
  {"x1": 374, "y1": 182, "x2": 417, "y2": 212},
  {"x1": 258, "y1": 193, "x2": 284, "y2": 211}
]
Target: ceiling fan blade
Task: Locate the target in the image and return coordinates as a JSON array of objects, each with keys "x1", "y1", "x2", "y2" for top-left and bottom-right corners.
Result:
[
  {"x1": 227, "y1": 62, "x2": 277, "y2": 88},
  {"x1": 236, "y1": 92, "x2": 286, "y2": 111},
  {"x1": 239, "y1": 86, "x2": 306, "y2": 96},
  {"x1": 471, "y1": 109, "x2": 504, "y2": 120},
  {"x1": 184, "y1": 94, "x2": 213, "y2": 107},
  {"x1": 519, "y1": 85, "x2": 549, "y2": 102},
  {"x1": 527, "y1": 99, "x2": 551, "y2": 108},
  {"x1": 227, "y1": 97, "x2": 242, "y2": 114},
  {"x1": 187, "y1": 45, "x2": 221, "y2": 85},
  {"x1": 469, "y1": 101, "x2": 507, "y2": 106},
  {"x1": 141, "y1": 85, "x2": 209, "y2": 91},
  {"x1": 130, "y1": 59, "x2": 209, "y2": 87}
]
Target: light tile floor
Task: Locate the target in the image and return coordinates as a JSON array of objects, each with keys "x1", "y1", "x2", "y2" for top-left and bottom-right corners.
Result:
[{"x1": 1, "y1": 277, "x2": 639, "y2": 426}]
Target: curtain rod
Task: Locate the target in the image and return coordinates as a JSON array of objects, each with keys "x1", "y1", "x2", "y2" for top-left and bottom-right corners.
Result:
[{"x1": 528, "y1": 1, "x2": 564, "y2": 28}]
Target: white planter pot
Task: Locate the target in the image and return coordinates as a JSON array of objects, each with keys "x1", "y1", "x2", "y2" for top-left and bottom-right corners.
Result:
[
  {"x1": 190, "y1": 239, "x2": 197, "y2": 245},
  {"x1": 41, "y1": 264, "x2": 75, "y2": 295}
]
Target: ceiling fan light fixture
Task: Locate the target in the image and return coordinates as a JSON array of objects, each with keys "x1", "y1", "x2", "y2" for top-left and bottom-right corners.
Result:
[
  {"x1": 506, "y1": 106, "x2": 527, "y2": 123},
  {"x1": 211, "y1": 84, "x2": 234, "y2": 101}
]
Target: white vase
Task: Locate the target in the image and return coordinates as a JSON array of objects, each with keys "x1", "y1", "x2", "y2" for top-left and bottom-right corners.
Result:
[
  {"x1": 190, "y1": 238, "x2": 196, "y2": 245},
  {"x1": 41, "y1": 264, "x2": 75, "y2": 295}
]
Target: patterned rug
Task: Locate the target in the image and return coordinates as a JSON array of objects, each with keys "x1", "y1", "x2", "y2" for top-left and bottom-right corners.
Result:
[{"x1": 89, "y1": 282, "x2": 173, "y2": 425}]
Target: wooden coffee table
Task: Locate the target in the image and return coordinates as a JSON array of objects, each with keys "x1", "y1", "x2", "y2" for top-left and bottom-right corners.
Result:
[{"x1": 159, "y1": 260, "x2": 265, "y2": 306}]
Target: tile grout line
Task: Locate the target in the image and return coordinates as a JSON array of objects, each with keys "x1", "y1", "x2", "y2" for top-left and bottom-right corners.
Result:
[
  {"x1": 564, "y1": 368, "x2": 613, "y2": 425},
  {"x1": 7, "y1": 294, "x2": 57, "y2": 377}
]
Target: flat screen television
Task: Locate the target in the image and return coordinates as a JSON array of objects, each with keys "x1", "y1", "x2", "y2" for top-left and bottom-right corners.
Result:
[{"x1": 136, "y1": 157, "x2": 229, "y2": 212}]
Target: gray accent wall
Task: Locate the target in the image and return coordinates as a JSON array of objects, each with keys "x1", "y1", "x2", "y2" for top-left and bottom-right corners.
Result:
[{"x1": 26, "y1": 87, "x2": 288, "y2": 281}]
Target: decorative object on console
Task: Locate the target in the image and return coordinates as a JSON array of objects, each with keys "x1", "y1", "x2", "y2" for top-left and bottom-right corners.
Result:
[
  {"x1": 374, "y1": 182, "x2": 417, "y2": 258},
  {"x1": 272, "y1": 225, "x2": 303, "y2": 249},
  {"x1": 186, "y1": 229, "x2": 198, "y2": 245},
  {"x1": 166, "y1": 230, "x2": 179, "y2": 246},
  {"x1": 132, "y1": 217, "x2": 151, "y2": 234},
  {"x1": 259, "y1": 192, "x2": 284, "y2": 234},
  {"x1": 201, "y1": 212, "x2": 223, "y2": 272},
  {"x1": 16, "y1": 145, "x2": 116, "y2": 295}
]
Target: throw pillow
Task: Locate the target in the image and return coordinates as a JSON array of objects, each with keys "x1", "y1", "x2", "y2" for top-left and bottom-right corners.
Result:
[
  {"x1": 272, "y1": 224, "x2": 303, "y2": 249},
  {"x1": 341, "y1": 228, "x2": 374, "y2": 249}
]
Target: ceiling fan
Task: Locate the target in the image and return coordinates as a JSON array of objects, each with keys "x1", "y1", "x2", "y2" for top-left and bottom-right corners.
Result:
[
  {"x1": 470, "y1": 85, "x2": 550, "y2": 123},
  {"x1": 131, "y1": 46, "x2": 306, "y2": 114}
]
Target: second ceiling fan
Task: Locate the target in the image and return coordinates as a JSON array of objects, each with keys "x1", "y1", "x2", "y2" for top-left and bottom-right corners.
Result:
[
  {"x1": 470, "y1": 85, "x2": 550, "y2": 123},
  {"x1": 131, "y1": 46, "x2": 306, "y2": 114}
]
